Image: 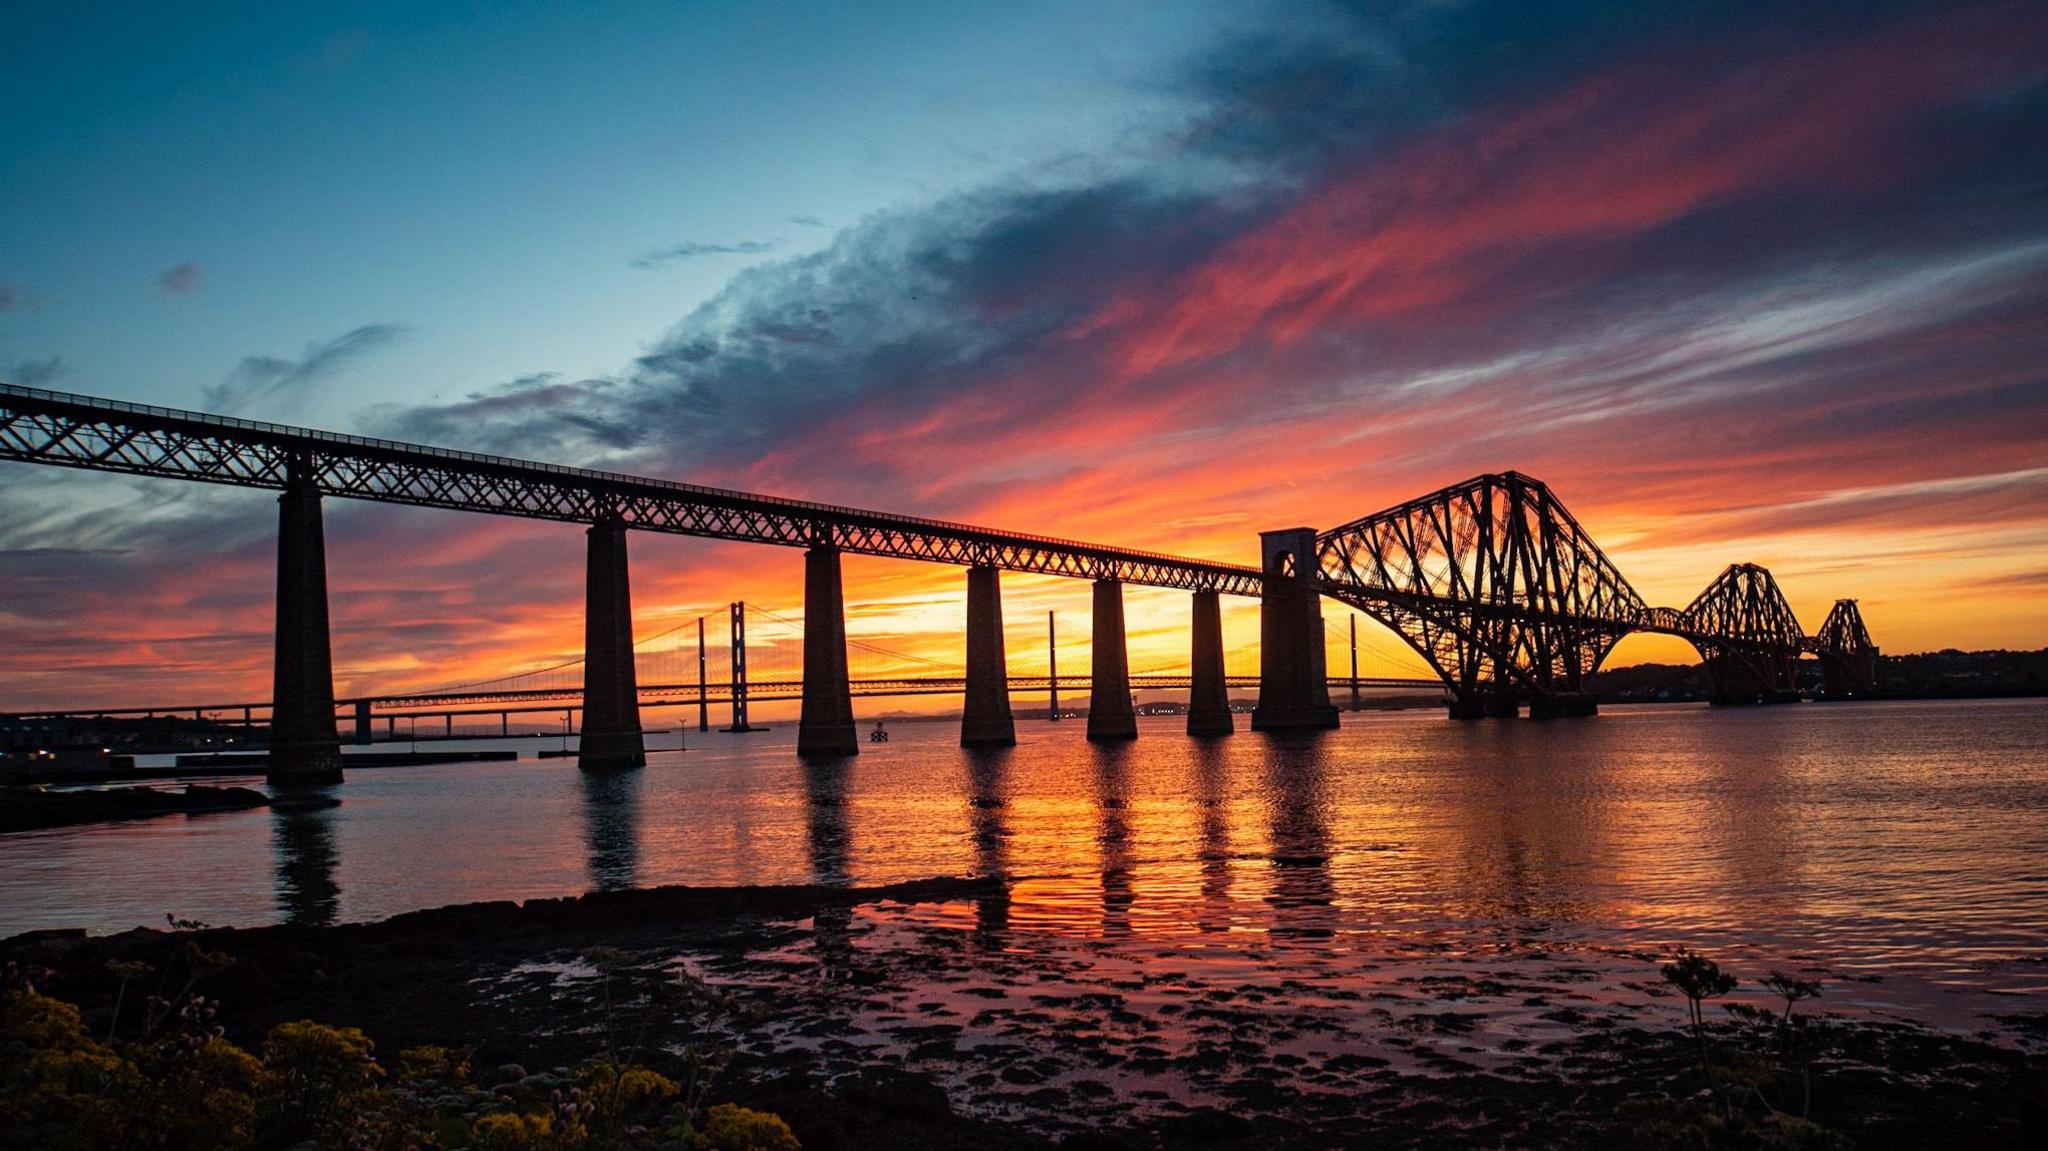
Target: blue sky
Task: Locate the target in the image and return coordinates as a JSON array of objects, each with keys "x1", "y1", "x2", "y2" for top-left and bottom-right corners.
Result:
[{"x1": 1, "y1": 0, "x2": 1230, "y2": 421}]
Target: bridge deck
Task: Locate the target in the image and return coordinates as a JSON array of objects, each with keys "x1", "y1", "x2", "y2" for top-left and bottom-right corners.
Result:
[{"x1": 0, "y1": 384, "x2": 1264, "y2": 595}]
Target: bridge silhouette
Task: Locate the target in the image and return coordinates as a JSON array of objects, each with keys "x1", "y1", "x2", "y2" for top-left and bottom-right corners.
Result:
[{"x1": 0, "y1": 384, "x2": 1880, "y2": 784}]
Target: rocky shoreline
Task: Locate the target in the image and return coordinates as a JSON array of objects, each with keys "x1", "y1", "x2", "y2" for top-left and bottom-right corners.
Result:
[
  {"x1": 4, "y1": 878, "x2": 2043, "y2": 1148},
  {"x1": 0, "y1": 783, "x2": 287, "y2": 833}
]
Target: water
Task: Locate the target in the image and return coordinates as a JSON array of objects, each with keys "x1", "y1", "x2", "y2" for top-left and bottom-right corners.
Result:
[{"x1": 4, "y1": 700, "x2": 2045, "y2": 1032}]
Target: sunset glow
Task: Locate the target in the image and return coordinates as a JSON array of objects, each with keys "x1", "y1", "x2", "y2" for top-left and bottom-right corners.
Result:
[{"x1": 2, "y1": 1, "x2": 2044, "y2": 711}]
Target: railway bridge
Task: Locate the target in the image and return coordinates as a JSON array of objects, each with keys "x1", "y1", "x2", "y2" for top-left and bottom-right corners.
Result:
[{"x1": 0, "y1": 385, "x2": 1878, "y2": 785}]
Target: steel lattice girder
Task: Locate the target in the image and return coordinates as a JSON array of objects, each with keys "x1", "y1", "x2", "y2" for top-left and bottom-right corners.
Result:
[
  {"x1": 1680, "y1": 563, "x2": 1806, "y2": 647},
  {"x1": 1813, "y1": 598, "x2": 1874, "y2": 658},
  {"x1": 1314, "y1": 472, "x2": 1647, "y2": 697},
  {"x1": 1313, "y1": 473, "x2": 1843, "y2": 700},
  {"x1": 1678, "y1": 563, "x2": 1806, "y2": 691},
  {"x1": 0, "y1": 385, "x2": 1262, "y2": 595}
]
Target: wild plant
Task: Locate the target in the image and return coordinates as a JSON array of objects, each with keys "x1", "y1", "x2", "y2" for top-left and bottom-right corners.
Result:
[{"x1": 1622, "y1": 950, "x2": 1847, "y2": 1149}]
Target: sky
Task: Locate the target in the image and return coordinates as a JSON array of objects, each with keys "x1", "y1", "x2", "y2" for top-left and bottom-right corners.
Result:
[{"x1": 2, "y1": 0, "x2": 2045, "y2": 713}]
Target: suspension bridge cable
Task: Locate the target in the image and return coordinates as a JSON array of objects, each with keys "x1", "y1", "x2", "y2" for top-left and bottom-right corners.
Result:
[
  {"x1": 747, "y1": 604, "x2": 968, "y2": 672},
  {"x1": 417, "y1": 612, "x2": 717, "y2": 694}
]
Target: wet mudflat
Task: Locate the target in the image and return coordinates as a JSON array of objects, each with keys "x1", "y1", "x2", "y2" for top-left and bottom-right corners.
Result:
[{"x1": 7, "y1": 878, "x2": 2042, "y2": 1148}]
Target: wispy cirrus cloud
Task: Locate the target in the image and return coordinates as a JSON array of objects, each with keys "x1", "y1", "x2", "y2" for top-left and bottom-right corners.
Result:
[
  {"x1": 6, "y1": 355, "x2": 65, "y2": 387},
  {"x1": 156, "y1": 260, "x2": 202, "y2": 296},
  {"x1": 629, "y1": 239, "x2": 777, "y2": 270},
  {"x1": 200, "y1": 323, "x2": 406, "y2": 413}
]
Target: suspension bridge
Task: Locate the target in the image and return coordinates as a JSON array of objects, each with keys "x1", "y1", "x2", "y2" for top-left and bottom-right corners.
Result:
[{"x1": 0, "y1": 385, "x2": 1881, "y2": 785}]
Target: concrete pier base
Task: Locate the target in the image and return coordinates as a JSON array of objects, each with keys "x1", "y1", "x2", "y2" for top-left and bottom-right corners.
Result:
[
  {"x1": 1186, "y1": 589, "x2": 1233, "y2": 737},
  {"x1": 268, "y1": 474, "x2": 343, "y2": 786},
  {"x1": 1528, "y1": 693, "x2": 1598, "y2": 719},
  {"x1": 1250, "y1": 528, "x2": 1339, "y2": 732},
  {"x1": 797, "y1": 545, "x2": 859, "y2": 758},
  {"x1": 352, "y1": 699, "x2": 372, "y2": 746},
  {"x1": 1448, "y1": 689, "x2": 1524, "y2": 719},
  {"x1": 961, "y1": 566, "x2": 1016, "y2": 747},
  {"x1": 578, "y1": 517, "x2": 645, "y2": 771},
  {"x1": 1087, "y1": 578, "x2": 1138, "y2": 742}
]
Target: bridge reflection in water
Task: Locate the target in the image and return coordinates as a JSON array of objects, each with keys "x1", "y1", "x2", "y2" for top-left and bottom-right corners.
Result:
[
  {"x1": 580, "y1": 770, "x2": 643, "y2": 893},
  {"x1": 1263, "y1": 739, "x2": 1336, "y2": 942},
  {"x1": 1093, "y1": 744, "x2": 1135, "y2": 939},
  {"x1": 272, "y1": 799, "x2": 340, "y2": 927},
  {"x1": 802, "y1": 758, "x2": 856, "y2": 980},
  {"x1": 966, "y1": 748, "x2": 1013, "y2": 940},
  {"x1": 0, "y1": 701, "x2": 2008, "y2": 1031}
]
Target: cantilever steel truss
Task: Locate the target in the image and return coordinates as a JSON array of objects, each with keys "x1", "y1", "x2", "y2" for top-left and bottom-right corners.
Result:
[
  {"x1": 0, "y1": 385, "x2": 1262, "y2": 595},
  {"x1": 1814, "y1": 599, "x2": 1875, "y2": 659},
  {"x1": 1812, "y1": 599, "x2": 1881, "y2": 694},
  {"x1": 1314, "y1": 472, "x2": 1875, "y2": 703},
  {"x1": 1315, "y1": 472, "x2": 1645, "y2": 699},
  {"x1": 1682, "y1": 563, "x2": 1806, "y2": 697}
]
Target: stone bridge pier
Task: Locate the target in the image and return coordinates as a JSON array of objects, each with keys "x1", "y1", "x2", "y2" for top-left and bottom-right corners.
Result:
[
  {"x1": 1251, "y1": 528, "x2": 1338, "y2": 732},
  {"x1": 961, "y1": 565, "x2": 1016, "y2": 747},
  {"x1": 578, "y1": 516, "x2": 645, "y2": 771},
  {"x1": 1087, "y1": 577, "x2": 1138, "y2": 741},
  {"x1": 798, "y1": 544, "x2": 859, "y2": 757},
  {"x1": 269, "y1": 469, "x2": 343, "y2": 786},
  {"x1": 1186, "y1": 589, "x2": 1233, "y2": 736}
]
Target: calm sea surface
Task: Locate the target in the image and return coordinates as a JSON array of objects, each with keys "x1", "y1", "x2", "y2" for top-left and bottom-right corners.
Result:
[{"x1": 4, "y1": 700, "x2": 2044, "y2": 1030}]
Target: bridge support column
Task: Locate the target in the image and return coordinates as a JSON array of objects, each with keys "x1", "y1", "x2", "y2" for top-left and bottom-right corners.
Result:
[
  {"x1": 268, "y1": 473, "x2": 343, "y2": 786},
  {"x1": 1528, "y1": 693, "x2": 1597, "y2": 719},
  {"x1": 1087, "y1": 578, "x2": 1138, "y2": 742},
  {"x1": 798, "y1": 545, "x2": 859, "y2": 757},
  {"x1": 961, "y1": 566, "x2": 1015, "y2": 747},
  {"x1": 352, "y1": 700, "x2": 372, "y2": 746},
  {"x1": 1187, "y1": 589, "x2": 1233, "y2": 737},
  {"x1": 1449, "y1": 682, "x2": 1520, "y2": 719},
  {"x1": 1251, "y1": 529, "x2": 1339, "y2": 732},
  {"x1": 578, "y1": 517, "x2": 645, "y2": 771}
]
